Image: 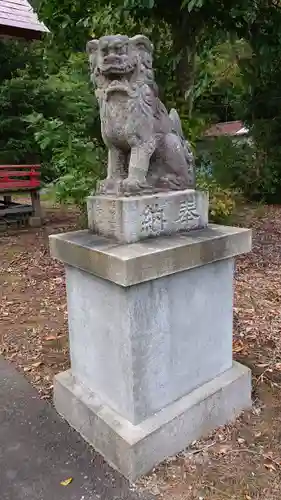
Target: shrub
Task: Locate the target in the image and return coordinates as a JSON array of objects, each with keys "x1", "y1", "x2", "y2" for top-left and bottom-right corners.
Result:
[
  {"x1": 198, "y1": 137, "x2": 251, "y2": 186},
  {"x1": 27, "y1": 112, "x2": 106, "y2": 209},
  {"x1": 195, "y1": 135, "x2": 277, "y2": 202},
  {"x1": 196, "y1": 171, "x2": 237, "y2": 224}
]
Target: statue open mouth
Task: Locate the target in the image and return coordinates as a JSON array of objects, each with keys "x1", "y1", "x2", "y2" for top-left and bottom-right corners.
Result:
[
  {"x1": 105, "y1": 79, "x2": 136, "y2": 97},
  {"x1": 102, "y1": 62, "x2": 135, "y2": 77},
  {"x1": 103, "y1": 65, "x2": 128, "y2": 75},
  {"x1": 107, "y1": 73, "x2": 129, "y2": 83},
  {"x1": 102, "y1": 66, "x2": 136, "y2": 96}
]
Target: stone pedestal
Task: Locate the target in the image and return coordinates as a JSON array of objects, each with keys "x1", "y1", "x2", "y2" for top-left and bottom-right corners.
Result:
[
  {"x1": 87, "y1": 189, "x2": 209, "y2": 243},
  {"x1": 50, "y1": 190, "x2": 252, "y2": 481}
]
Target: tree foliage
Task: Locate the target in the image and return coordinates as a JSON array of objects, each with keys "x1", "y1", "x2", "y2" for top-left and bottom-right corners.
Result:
[
  {"x1": 1, "y1": 0, "x2": 281, "y2": 206},
  {"x1": 0, "y1": 39, "x2": 103, "y2": 199}
]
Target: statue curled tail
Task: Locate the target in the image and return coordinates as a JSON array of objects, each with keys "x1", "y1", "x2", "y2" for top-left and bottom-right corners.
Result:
[{"x1": 169, "y1": 108, "x2": 196, "y2": 187}]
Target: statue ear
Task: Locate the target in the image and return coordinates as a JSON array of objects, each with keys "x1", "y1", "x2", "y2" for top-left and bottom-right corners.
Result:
[
  {"x1": 86, "y1": 39, "x2": 99, "y2": 72},
  {"x1": 86, "y1": 39, "x2": 99, "y2": 54},
  {"x1": 130, "y1": 35, "x2": 153, "y2": 55}
]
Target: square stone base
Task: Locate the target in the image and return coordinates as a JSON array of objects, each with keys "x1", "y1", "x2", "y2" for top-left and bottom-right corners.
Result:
[
  {"x1": 54, "y1": 362, "x2": 251, "y2": 481},
  {"x1": 87, "y1": 189, "x2": 208, "y2": 243}
]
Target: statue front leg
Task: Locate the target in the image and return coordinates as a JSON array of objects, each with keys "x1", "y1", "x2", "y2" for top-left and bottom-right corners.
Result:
[
  {"x1": 123, "y1": 140, "x2": 155, "y2": 192},
  {"x1": 97, "y1": 147, "x2": 127, "y2": 195},
  {"x1": 107, "y1": 147, "x2": 126, "y2": 180}
]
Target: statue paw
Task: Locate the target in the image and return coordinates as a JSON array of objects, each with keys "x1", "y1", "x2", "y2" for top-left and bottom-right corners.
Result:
[
  {"x1": 122, "y1": 177, "x2": 147, "y2": 194},
  {"x1": 96, "y1": 177, "x2": 122, "y2": 195}
]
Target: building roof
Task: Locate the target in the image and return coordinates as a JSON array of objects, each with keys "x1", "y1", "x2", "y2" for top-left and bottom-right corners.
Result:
[
  {"x1": 204, "y1": 120, "x2": 249, "y2": 138},
  {"x1": 0, "y1": 0, "x2": 49, "y2": 40}
]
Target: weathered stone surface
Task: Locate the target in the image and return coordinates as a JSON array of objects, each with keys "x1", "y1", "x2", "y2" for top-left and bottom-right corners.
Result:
[
  {"x1": 54, "y1": 362, "x2": 251, "y2": 481},
  {"x1": 65, "y1": 258, "x2": 233, "y2": 423},
  {"x1": 86, "y1": 34, "x2": 195, "y2": 194},
  {"x1": 49, "y1": 224, "x2": 252, "y2": 286},
  {"x1": 87, "y1": 189, "x2": 208, "y2": 243},
  {"x1": 50, "y1": 202, "x2": 252, "y2": 481}
]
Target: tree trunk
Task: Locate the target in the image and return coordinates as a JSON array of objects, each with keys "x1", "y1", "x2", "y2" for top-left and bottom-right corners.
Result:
[{"x1": 172, "y1": 26, "x2": 198, "y2": 118}]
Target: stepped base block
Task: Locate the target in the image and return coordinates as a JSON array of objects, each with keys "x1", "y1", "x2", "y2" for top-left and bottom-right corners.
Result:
[
  {"x1": 54, "y1": 362, "x2": 251, "y2": 481},
  {"x1": 87, "y1": 189, "x2": 209, "y2": 243}
]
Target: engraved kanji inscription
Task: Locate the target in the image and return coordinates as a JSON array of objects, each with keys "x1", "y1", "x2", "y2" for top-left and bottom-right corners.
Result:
[
  {"x1": 176, "y1": 195, "x2": 200, "y2": 225},
  {"x1": 141, "y1": 204, "x2": 166, "y2": 235}
]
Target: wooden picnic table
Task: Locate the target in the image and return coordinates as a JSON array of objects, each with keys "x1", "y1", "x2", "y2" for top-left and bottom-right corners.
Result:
[{"x1": 0, "y1": 164, "x2": 42, "y2": 226}]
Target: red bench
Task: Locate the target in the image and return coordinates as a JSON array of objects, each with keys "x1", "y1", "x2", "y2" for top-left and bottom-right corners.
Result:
[{"x1": 0, "y1": 164, "x2": 42, "y2": 225}]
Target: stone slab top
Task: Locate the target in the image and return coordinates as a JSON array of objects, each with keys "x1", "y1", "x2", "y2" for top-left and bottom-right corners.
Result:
[{"x1": 50, "y1": 224, "x2": 252, "y2": 287}]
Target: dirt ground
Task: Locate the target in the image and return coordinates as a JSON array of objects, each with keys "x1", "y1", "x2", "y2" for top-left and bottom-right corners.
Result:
[{"x1": 1, "y1": 202, "x2": 281, "y2": 499}]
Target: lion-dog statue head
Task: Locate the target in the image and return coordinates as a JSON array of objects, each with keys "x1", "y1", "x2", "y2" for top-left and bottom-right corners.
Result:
[{"x1": 87, "y1": 34, "x2": 155, "y2": 99}]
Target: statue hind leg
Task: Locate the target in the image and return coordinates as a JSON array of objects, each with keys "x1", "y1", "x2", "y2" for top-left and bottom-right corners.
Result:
[{"x1": 158, "y1": 133, "x2": 195, "y2": 188}]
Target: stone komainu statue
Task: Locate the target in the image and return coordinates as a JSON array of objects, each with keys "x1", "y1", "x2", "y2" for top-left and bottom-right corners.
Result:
[{"x1": 87, "y1": 34, "x2": 195, "y2": 194}]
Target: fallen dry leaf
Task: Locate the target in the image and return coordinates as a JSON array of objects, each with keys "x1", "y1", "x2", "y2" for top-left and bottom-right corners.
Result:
[
  {"x1": 60, "y1": 477, "x2": 73, "y2": 486},
  {"x1": 264, "y1": 463, "x2": 277, "y2": 472},
  {"x1": 32, "y1": 361, "x2": 43, "y2": 368},
  {"x1": 3, "y1": 203, "x2": 281, "y2": 500},
  {"x1": 44, "y1": 335, "x2": 58, "y2": 342}
]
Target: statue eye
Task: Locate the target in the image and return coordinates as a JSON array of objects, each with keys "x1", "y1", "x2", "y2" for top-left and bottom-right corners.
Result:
[
  {"x1": 102, "y1": 46, "x2": 108, "y2": 55},
  {"x1": 115, "y1": 46, "x2": 123, "y2": 55}
]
